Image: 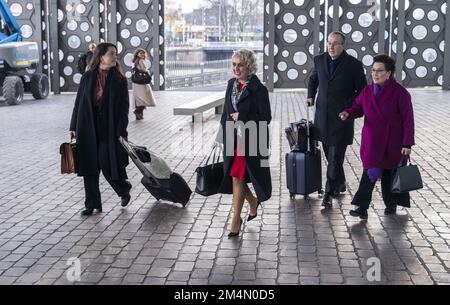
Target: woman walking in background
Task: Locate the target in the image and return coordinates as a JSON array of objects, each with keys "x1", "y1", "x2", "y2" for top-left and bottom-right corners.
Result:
[
  {"x1": 132, "y1": 48, "x2": 156, "y2": 120},
  {"x1": 339, "y1": 54, "x2": 415, "y2": 219},
  {"x1": 69, "y1": 42, "x2": 132, "y2": 216},
  {"x1": 219, "y1": 49, "x2": 272, "y2": 237}
]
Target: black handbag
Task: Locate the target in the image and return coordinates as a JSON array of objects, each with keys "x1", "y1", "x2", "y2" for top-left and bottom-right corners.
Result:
[
  {"x1": 131, "y1": 67, "x2": 152, "y2": 85},
  {"x1": 391, "y1": 157, "x2": 423, "y2": 193},
  {"x1": 195, "y1": 145, "x2": 224, "y2": 196}
]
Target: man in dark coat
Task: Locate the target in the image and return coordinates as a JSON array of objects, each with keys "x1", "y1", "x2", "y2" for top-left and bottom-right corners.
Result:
[
  {"x1": 77, "y1": 43, "x2": 96, "y2": 74},
  {"x1": 307, "y1": 31, "x2": 367, "y2": 208},
  {"x1": 70, "y1": 48, "x2": 131, "y2": 216}
]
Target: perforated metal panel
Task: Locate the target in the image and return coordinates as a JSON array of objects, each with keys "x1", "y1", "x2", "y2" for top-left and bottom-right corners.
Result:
[
  {"x1": 400, "y1": 0, "x2": 446, "y2": 87},
  {"x1": 264, "y1": 0, "x2": 326, "y2": 88},
  {"x1": 45, "y1": 0, "x2": 163, "y2": 92},
  {"x1": 53, "y1": 0, "x2": 100, "y2": 92},
  {"x1": 264, "y1": 0, "x2": 450, "y2": 89},
  {"x1": 336, "y1": 0, "x2": 392, "y2": 77},
  {"x1": 114, "y1": 0, "x2": 165, "y2": 90}
]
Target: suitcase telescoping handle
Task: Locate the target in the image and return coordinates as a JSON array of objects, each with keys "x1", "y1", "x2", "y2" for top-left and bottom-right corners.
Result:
[{"x1": 306, "y1": 105, "x2": 311, "y2": 152}]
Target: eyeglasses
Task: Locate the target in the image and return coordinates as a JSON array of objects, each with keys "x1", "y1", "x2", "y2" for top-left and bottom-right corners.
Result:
[{"x1": 371, "y1": 69, "x2": 387, "y2": 74}]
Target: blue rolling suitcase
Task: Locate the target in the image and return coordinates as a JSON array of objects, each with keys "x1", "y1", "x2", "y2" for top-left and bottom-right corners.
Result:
[{"x1": 285, "y1": 106, "x2": 323, "y2": 200}]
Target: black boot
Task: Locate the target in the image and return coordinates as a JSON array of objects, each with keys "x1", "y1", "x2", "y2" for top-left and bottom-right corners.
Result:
[
  {"x1": 121, "y1": 193, "x2": 131, "y2": 207},
  {"x1": 322, "y1": 193, "x2": 332, "y2": 208},
  {"x1": 384, "y1": 204, "x2": 397, "y2": 215},
  {"x1": 349, "y1": 207, "x2": 368, "y2": 220}
]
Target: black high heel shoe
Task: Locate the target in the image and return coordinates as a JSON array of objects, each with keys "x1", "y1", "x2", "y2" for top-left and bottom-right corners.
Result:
[
  {"x1": 247, "y1": 200, "x2": 261, "y2": 222},
  {"x1": 228, "y1": 218, "x2": 243, "y2": 238}
]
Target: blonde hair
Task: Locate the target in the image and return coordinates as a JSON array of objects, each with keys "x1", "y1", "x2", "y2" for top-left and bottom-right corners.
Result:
[{"x1": 232, "y1": 49, "x2": 258, "y2": 75}]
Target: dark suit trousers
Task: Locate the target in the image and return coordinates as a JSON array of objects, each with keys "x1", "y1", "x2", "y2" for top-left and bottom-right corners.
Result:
[
  {"x1": 83, "y1": 142, "x2": 131, "y2": 208},
  {"x1": 351, "y1": 169, "x2": 410, "y2": 210},
  {"x1": 323, "y1": 143, "x2": 347, "y2": 195}
]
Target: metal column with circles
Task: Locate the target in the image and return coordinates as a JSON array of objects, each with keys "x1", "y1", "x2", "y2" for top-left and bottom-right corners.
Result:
[
  {"x1": 333, "y1": 0, "x2": 392, "y2": 77},
  {"x1": 48, "y1": 0, "x2": 101, "y2": 92},
  {"x1": 264, "y1": 0, "x2": 326, "y2": 89},
  {"x1": 113, "y1": 0, "x2": 165, "y2": 91},
  {"x1": 44, "y1": 0, "x2": 164, "y2": 93},
  {"x1": 399, "y1": 0, "x2": 447, "y2": 87},
  {"x1": 264, "y1": 0, "x2": 449, "y2": 89}
]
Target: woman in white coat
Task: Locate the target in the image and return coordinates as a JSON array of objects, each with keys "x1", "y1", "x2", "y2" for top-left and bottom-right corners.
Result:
[{"x1": 132, "y1": 48, "x2": 156, "y2": 120}]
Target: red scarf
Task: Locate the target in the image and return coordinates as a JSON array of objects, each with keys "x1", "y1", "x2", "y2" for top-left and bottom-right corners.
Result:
[{"x1": 94, "y1": 69, "x2": 108, "y2": 106}]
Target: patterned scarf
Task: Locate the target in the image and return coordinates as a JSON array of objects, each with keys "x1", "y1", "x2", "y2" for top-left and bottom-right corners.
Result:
[{"x1": 231, "y1": 76, "x2": 251, "y2": 111}]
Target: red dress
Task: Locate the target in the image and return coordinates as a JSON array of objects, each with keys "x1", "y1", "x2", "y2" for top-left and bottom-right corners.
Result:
[{"x1": 229, "y1": 82, "x2": 247, "y2": 180}]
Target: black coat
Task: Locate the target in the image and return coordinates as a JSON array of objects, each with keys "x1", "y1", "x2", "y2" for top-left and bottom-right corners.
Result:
[
  {"x1": 70, "y1": 68, "x2": 130, "y2": 179},
  {"x1": 307, "y1": 51, "x2": 367, "y2": 145},
  {"x1": 219, "y1": 75, "x2": 272, "y2": 202}
]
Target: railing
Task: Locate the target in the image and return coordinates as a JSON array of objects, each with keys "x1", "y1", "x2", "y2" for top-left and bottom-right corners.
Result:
[
  {"x1": 165, "y1": 55, "x2": 263, "y2": 90},
  {"x1": 165, "y1": 59, "x2": 232, "y2": 78}
]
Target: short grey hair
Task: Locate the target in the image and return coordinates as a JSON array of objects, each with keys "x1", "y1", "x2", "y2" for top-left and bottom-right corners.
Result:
[
  {"x1": 328, "y1": 31, "x2": 346, "y2": 45},
  {"x1": 232, "y1": 48, "x2": 258, "y2": 75}
]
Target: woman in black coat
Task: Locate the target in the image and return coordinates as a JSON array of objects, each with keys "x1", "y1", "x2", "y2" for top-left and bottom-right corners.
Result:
[
  {"x1": 69, "y1": 42, "x2": 132, "y2": 216},
  {"x1": 219, "y1": 49, "x2": 272, "y2": 237}
]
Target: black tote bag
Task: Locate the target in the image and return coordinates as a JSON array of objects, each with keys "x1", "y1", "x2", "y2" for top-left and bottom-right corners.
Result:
[
  {"x1": 391, "y1": 157, "x2": 423, "y2": 193},
  {"x1": 131, "y1": 67, "x2": 152, "y2": 85},
  {"x1": 195, "y1": 145, "x2": 224, "y2": 196}
]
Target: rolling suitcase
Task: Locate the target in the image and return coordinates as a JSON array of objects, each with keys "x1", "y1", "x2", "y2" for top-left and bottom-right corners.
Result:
[
  {"x1": 121, "y1": 139, "x2": 192, "y2": 206},
  {"x1": 286, "y1": 106, "x2": 323, "y2": 200}
]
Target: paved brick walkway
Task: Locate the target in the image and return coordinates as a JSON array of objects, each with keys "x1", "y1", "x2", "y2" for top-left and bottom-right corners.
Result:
[{"x1": 0, "y1": 88, "x2": 449, "y2": 285}]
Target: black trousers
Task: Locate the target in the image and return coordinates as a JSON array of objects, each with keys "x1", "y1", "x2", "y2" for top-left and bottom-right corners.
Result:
[
  {"x1": 351, "y1": 169, "x2": 410, "y2": 210},
  {"x1": 323, "y1": 143, "x2": 347, "y2": 195},
  {"x1": 83, "y1": 142, "x2": 131, "y2": 209}
]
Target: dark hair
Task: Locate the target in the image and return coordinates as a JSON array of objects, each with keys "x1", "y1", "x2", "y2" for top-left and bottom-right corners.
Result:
[
  {"x1": 373, "y1": 54, "x2": 396, "y2": 73},
  {"x1": 329, "y1": 31, "x2": 346, "y2": 44},
  {"x1": 87, "y1": 42, "x2": 125, "y2": 78}
]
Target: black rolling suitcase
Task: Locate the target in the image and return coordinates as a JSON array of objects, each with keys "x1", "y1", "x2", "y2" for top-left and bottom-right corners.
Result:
[
  {"x1": 285, "y1": 106, "x2": 323, "y2": 200},
  {"x1": 121, "y1": 139, "x2": 192, "y2": 206}
]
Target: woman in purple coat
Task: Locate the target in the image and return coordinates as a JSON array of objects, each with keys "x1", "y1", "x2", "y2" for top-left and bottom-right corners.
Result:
[{"x1": 339, "y1": 54, "x2": 415, "y2": 220}]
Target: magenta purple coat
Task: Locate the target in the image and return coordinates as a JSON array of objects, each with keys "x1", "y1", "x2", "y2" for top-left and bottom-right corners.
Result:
[{"x1": 345, "y1": 77, "x2": 415, "y2": 169}]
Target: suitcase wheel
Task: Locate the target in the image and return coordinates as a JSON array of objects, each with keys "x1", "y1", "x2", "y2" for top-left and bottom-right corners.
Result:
[
  {"x1": 303, "y1": 195, "x2": 308, "y2": 200},
  {"x1": 290, "y1": 193, "x2": 295, "y2": 200}
]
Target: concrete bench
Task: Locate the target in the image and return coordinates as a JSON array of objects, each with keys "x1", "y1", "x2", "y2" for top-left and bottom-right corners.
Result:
[{"x1": 173, "y1": 94, "x2": 224, "y2": 122}]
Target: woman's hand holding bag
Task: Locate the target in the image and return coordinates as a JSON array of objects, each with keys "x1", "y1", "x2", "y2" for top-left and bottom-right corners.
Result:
[{"x1": 195, "y1": 144, "x2": 224, "y2": 196}]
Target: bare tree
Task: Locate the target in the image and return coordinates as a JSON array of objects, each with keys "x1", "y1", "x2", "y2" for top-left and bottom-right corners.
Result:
[
  {"x1": 231, "y1": 0, "x2": 263, "y2": 41},
  {"x1": 202, "y1": 0, "x2": 231, "y2": 41}
]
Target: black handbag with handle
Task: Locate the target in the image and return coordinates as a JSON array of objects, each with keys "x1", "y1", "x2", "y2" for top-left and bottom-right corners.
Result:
[
  {"x1": 131, "y1": 66, "x2": 152, "y2": 85},
  {"x1": 391, "y1": 156, "x2": 423, "y2": 193},
  {"x1": 195, "y1": 144, "x2": 224, "y2": 196}
]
